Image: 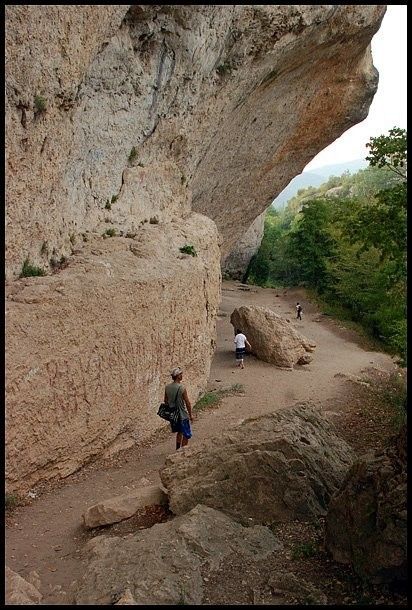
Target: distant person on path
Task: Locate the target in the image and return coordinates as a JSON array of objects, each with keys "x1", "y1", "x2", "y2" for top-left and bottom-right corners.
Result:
[
  {"x1": 164, "y1": 367, "x2": 194, "y2": 450},
  {"x1": 296, "y1": 302, "x2": 303, "y2": 320},
  {"x1": 234, "y1": 329, "x2": 252, "y2": 369}
]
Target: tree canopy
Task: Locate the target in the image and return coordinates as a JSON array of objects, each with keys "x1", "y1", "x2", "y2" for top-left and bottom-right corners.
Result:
[{"x1": 245, "y1": 127, "x2": 407, "y2": 363}]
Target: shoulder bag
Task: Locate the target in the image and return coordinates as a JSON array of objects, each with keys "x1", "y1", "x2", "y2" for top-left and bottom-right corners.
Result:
[{"x1": 157, "y1": 385, "x2": 181, "y2": 424}]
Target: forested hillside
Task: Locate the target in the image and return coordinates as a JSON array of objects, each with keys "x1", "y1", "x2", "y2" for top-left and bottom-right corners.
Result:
[
  {"x1": 246, "y1": 128, "x2": 407, "y2": 363},
  {"x1": 272, "y1": 158, "x2": 368, "y2": 209}
]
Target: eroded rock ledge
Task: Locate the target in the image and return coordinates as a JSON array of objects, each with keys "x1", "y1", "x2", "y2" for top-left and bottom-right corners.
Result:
[
  {"x1": 6, "y1": 5, "x2": 385, "y2": 491},
  {"x1": 6, "y1": 216, "x2": 220, "y2": 493},
  {"x1": 6, "y1": 5, "x2": 385, "y2": 275}
]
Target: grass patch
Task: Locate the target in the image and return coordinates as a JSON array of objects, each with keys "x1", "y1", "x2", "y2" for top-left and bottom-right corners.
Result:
[
  {"x1": 230, "y1": 383, "x2": 244, "y2": 393},
  {"x1": 306, "y1": 289, "x2": 386, "y2": 352},
  {"x1": 194, "y1": 384, "x2": 244, "y2": 412},
  {"x1": 5, "y1": 493, "x2": 21, "y2": 510},
  {"x1": 34, "y1": 94, "x2": 47, "y2": 112},
  {"x1": 291, "y1": 541, "x2": 317, "y2": 560},
  {"x1": 20, "y1": 257, "x2": 46, "y2": 278},
  {"x1": 242, "y1": 277, "x2": 289, "y2": 290},
  {"x1": 179, "y1": 244, "x2": 197, "y2": 257},
  {"x1": 50, "y1": 255, "x2": 68, "y2": 272},
  {"x1": 103, "y1": 228, "x2": 116, "y2": 238},
  {"x1": 105, "y1": 195, "x2": 118, "y2": 210},
  {"x1": 216, "y1": 60, "x2": 235, "y2": 76},
  {"x1": 362, "y1": 370, "x2": 407, "y2": 432},
  {"x1": 195, "y1": 392, "x2": 220, "y2": 411},
  {"x1": 304, "y1": 287, "x2": 406, "y2": 365},
  {"x1": 128, "y1": 146, "x2": 138, "y2": 164}
]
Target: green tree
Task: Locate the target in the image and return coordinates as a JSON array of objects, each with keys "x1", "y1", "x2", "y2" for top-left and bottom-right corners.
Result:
[
  {"x1": 366, "y1": 126, "x2": 407, "y2": 179},
  {"x1": 245, "y1": 127, "x2": 407, "y2": 363},
  {"x1": 349, "y1": 128, "x2": 407, "y2": 280},
  {"x1": 246, "y1": 209, "x2": 284, "y2": 285},
  {"x1": 286, "y1": 198, "x2": 335, "y2": 292}
]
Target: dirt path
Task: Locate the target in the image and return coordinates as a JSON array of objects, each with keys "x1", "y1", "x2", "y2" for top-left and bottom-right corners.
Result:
[{"x1": 6, "y1": 281, "x2": 397, "y2": 604}]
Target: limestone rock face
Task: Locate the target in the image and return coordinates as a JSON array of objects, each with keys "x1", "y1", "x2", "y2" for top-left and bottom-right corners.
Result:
[
  {"x1": 231, "y1": 305, "x2": 316, "y2": 368},
  {"x1": 325, "y1": 425, "x2": 407, "y2": 585},
  {"x1": 190, "y1": 5, "x2": 385, "y2": 257},
  {"x1": 6, "y1": 216, "x2": 221, "y2": 495},
  {"x1": 74, "y1": 504, "x2": 282, "y2": 605},
  {"x1": 6, "y1": 5, "x2": 385, "y2": 277},
  {"x1": 5, "y1": 567, "x2": 42, "y2": 605},
  {"x1": 222, "y1": 212, "x2": 266, "y2": 280},
  {"x1": 83, "y1": 485, "x2": 168, "y2": 529},
  {"x1": 160, "y1": 404, "x2": 355, "y2": 524},
  {"x1": 6, "y1": 5, "x2": 384, "y2": 490}
]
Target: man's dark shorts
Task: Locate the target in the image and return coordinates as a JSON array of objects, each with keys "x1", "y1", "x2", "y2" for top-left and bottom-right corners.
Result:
[
  {"x1": 236, "y1": 347, "x2": 246, "y2": 360},
  {"x1": 170, "y1": 418, "x2": 192, "y2": 439}
]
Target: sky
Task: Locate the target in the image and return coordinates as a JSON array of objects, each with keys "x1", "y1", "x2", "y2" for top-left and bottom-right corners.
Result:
[{"x1": 304, "y1": 5, "x2": 407, "y2": 172}]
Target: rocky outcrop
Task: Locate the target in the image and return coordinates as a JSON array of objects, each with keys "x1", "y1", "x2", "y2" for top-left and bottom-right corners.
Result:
[
  {"x1": 6, "y1": 5, "x2": 385, "y2": 489},
  {"x1": 325, "y1": 185, "x2": 345, "y2": 198},
  {"x1": 6, "y1": 5, "x2": 385, "y2": 277},
  {"x1": 83, "y1": 485, "x2": 168, "y2": 529},
  {"x1": 222, "y1": 212, "x2": 266, "y2": 280},
  {"x1": 260, "y1": 572, "x2": 327, "y2": 605},
  {"x1": 5, "y1": 567, "x2": 42, "y2": 605},
  {"x1": 75, "y1": 504, "x2": 281, "y2": 605},
  {"x1": 160, "y1": 404, "x2": 355, "y2": 524},
  {"x1": 231, "y1": 305, "x2": 316, "y2": 368},
  {"x1": 6, "y1": 219, "x2": 220, "y2": 495},
  {"x1": 325, "y1": 425, "x2": 407, "y2": 585}
]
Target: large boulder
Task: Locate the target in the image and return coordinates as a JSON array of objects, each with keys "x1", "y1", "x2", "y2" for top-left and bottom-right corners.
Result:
[
  {"x1": 160, "y1": 404, "x2": 354, "y2": 524},
  {"x1": 5, "y1": 567, "x2": 42, "y2": 605},
  {"x1": 6, "y1": 219, "x2": 221, "y2": 495},
  {"x1": 83, "y1": 484, "x2": 168, "y2": 529},
  {"x1": 231, "y1": 305, "x2": 316, "y2": 368},
  {"x1": 325, "y1": 425, "x2": 407, "y2": 585},
  {"x1": 74, "y1": 504, "x2": 282, "y2": 605}
]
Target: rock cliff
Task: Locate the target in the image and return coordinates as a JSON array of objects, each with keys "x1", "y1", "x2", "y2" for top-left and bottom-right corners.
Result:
[
  {"x1": 6, "y1": 220, "x2": 220, "y2": 493},
  {"x1": 5, "y1": 5, "x2": 385, "y2": 492},
  {"x1": 75, "y1": 505, "x2": 281, "y2": 605},
  {"x1": 222, "y1": 211, "x2": 266, "y2": 280},
  {"x1": 325, "y1": 425, "x2": 407, "y2": 585},
  {"x1": 160, "y1": 404, "x2": 355, "y2": 524}
]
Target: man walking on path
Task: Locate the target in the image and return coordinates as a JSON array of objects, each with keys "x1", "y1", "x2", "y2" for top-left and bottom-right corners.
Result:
[
  {"x1": 234, "y1": 329, "x2": 252, "y2": 369},
  {"x1": 296, "y1": 302, "x2": 303, "y2": 320},
  {"x1": 164, "y1": 367, "x2": 193, "y2": 450}
]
